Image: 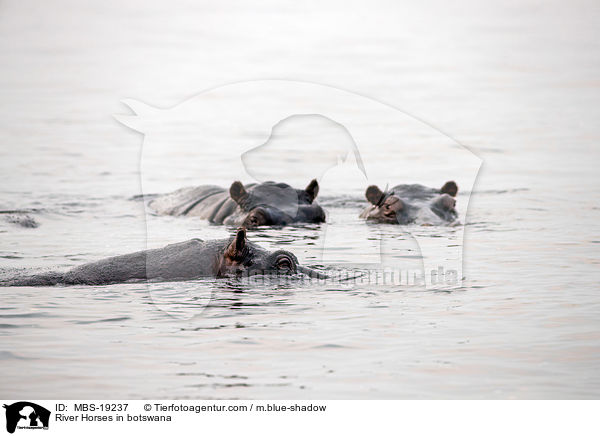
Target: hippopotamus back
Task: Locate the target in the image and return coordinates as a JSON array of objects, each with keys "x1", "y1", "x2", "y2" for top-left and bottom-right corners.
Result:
[
  {"x1": 148, "y1": 185, "x2": 231, "y2": 217},
  {"x1": 388, "y1": 184, "x2": 440, "y2": 201}
]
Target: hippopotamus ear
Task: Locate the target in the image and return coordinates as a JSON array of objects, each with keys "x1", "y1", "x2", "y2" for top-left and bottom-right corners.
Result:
[
  {"x1": 229, "y1": 181, "x2": 248, "y2": 204},
  {"x1": 365, "y1": 185, "x2": 384, "y2": 205},
  {"x1": 224, "y1": 227, "x2": 247, "y2": 260},
  {"x1": 305, "y1": 179, "x2": 319, "y2": 202},
  {"x1": 440, "y1": 181, "x2": 458, "y2": 197}
]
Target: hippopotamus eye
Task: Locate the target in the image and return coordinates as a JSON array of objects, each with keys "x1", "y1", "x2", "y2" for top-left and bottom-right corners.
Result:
[{"x1": 276, "y1": 256, "x2": 293, "y2": 270}]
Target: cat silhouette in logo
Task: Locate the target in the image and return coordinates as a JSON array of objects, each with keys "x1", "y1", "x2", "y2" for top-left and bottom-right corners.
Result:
[{"x1": 3, "y1": 402, "x2": 50, "y2": 434}]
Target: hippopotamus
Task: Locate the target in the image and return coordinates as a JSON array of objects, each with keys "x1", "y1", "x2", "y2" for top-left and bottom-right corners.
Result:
[
  {"x1": 360, "y1": 181, "x2": 459, "y2": 224},
  {"x1": 148, "y1": 180, "x2": 326, "y2": 228},
  {"x1": 1, "y1": 211, "x2": 39, "y2": 228},
  {"x1": 3, "y1": 228, "x2": 326, "y2": 286}
]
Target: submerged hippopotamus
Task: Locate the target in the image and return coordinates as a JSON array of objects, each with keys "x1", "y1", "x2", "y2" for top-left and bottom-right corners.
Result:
[
  {"x1": 148, "y1": 180, "x2": 325, "y2": 228},
  {"x1": 360, "y1": 181, "x2": 459, "y2": 224},
  {"x1": 3, "y1": 228, "x2": 326, "y2": 286},
  {"x1": 1, "y1": 211, "x2": 39, "y2": 228}
]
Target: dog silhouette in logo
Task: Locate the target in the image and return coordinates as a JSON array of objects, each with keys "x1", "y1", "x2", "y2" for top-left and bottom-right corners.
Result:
[{"x1": 3, "y1": 402, "x2": 50, "y2": 434}]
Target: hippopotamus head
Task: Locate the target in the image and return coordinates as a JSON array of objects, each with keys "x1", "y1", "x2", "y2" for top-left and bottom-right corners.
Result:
[
  {"x1": 216, "y1": 228, "x2": 326, "y2": 278},
  {"x1": 440, "y1": 180, "x2": 458, "y2": 197},
  {"x1": 229, "y1": 179, "x2": 326, "y2": 228},
  {"x1": 362, "y1": 181, "x2": 458, "y2": 224}
]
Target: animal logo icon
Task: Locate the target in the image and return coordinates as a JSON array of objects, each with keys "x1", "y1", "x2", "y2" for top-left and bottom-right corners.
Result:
[{"x1": 3, "y1": 402, "x2": 50, "y2": 434}]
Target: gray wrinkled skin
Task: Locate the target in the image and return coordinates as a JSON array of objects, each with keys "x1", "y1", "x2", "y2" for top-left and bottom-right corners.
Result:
[
  {"x1": 148, "y1": 180, "x2": 325, "y2": 228},
  {"x1": 3, "y1": 229, "x2": 325, "y2": 286},
  {"x1": 360, "y1": 182, "x2": 459, "y2": 225}
]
